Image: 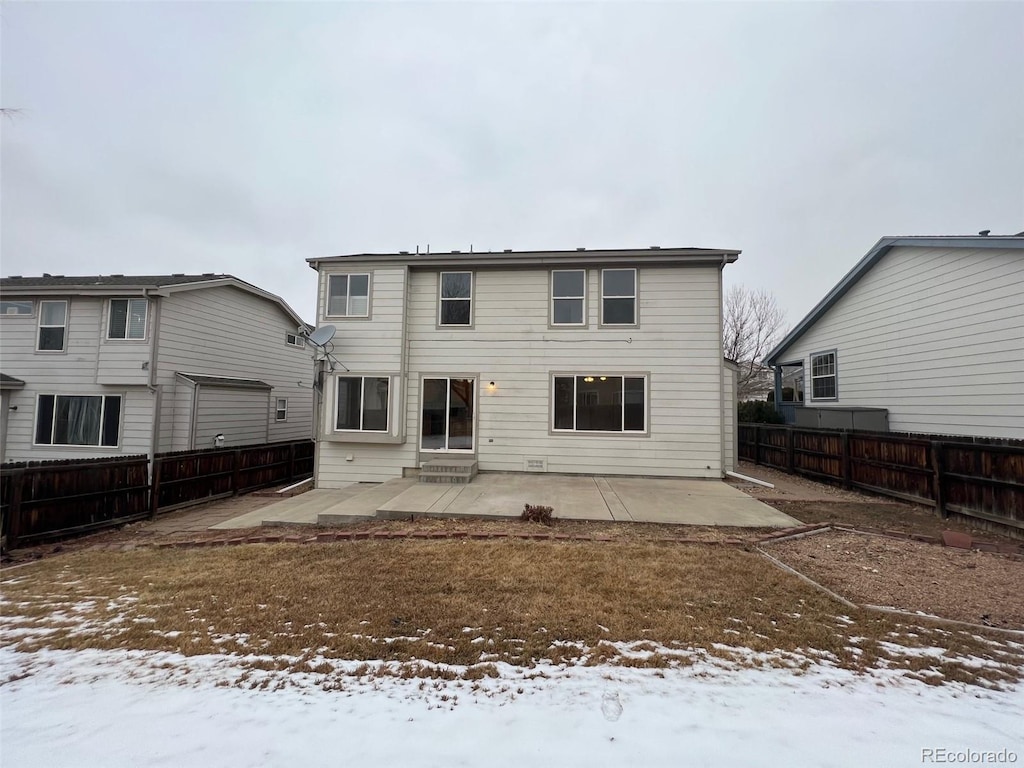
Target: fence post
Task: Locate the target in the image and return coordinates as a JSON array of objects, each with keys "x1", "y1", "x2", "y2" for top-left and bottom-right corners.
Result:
[
  {"x1": 5, "y1": 469, "x2": 27, "y2": 550},
  {"x1": 931, "y1": 441, "x2": 946, "y2": 518},
  {"x1": 232, "y1": 449, "x2": 243, "y2": 496},
  {"x1": 754, "y1": 425, "x2": 761, "y2": 466},
  {"x1": 785, "y1": 428, "x2": 795, "y2": 473},
  {"x1": 149, "y1": 458, "x2": 162, "y2": 519},
  {"x1": 287, "y1": 442, "x2": 296, "y2": 482},
  {"x1": 841, "y1": 431, "x2": 852, "y2": 489}
]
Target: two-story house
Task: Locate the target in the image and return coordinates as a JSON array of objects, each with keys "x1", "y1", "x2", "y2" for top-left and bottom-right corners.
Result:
[
  {"x1": 306, "y1": 247, "x2": 741, "y2": 486},
  {"x1": 0, "y1": 274, "x2": 314, "y2": 463}
]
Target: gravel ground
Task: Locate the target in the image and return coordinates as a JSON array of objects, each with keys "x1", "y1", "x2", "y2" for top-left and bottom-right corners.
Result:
[
  {"x1": 728, "y1": 461, "x2": 895, "y2": 503},
  {"x1": 764, "y1": 530, "x2": 1024, "y2": 630}
]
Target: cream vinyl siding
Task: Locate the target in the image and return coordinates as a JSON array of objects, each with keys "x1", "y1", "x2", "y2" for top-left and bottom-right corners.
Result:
[
  {"x1": 155, "y1": 285, "x2": 313, "y2": 448},
  {"x1": 314, "y1": 262, "x2": 727, "y2": 485},
  {"x1": 193, "y1": 387, "x2": 270, "y2": 448},
  {"x1": 0, "y1": 296, "x2": 156, "y2": 461},
  {"x1": 96, "y1": 298, "x2": 152, "y2": 385},
  {"x1": 315, "y1": 266, "x2": 415, "y2": 482},
  {"x1": 782, "y1": 246, "x2": 1024, "y2": 439}
]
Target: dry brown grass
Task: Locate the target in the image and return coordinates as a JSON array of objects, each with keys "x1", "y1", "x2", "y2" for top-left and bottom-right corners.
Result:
[{"x1": 3, "y1": 541, "x2": 1021, "y2": 687}]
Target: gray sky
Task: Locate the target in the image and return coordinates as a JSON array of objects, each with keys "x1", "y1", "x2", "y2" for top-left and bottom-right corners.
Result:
[{"x1": 3, "y1": 1, "x2": 1022, "y2": 326}]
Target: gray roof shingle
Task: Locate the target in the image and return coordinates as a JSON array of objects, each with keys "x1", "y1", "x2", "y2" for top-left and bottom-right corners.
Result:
[{"x1": 0, "y1": 274, "x2": 232, "y2": 289}]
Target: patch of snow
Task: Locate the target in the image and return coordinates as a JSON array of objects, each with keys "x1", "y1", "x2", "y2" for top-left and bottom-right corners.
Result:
[{"x1": 1, "y1": 646, "x2": 1021, "y2": 768}]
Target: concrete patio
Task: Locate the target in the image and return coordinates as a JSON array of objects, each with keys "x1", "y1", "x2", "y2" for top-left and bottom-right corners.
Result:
[{"x1": 211, "y1": 473, "x2": 801, "y2": 530}]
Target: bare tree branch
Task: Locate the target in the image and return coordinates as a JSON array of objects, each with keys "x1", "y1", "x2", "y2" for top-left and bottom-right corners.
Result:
[{"x1": 723, "y1": 285, "x2": 786, "y2": 400}]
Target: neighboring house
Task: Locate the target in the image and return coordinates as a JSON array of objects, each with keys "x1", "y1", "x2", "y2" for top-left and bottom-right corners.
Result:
[
  {"x1": 0, "y1": 274, "x2": 314, "y2": 463},
  {"x1": 765, "y1": 234, "x2": 1024, "y2": 439},
  {"x1": 305, "y1": 246, "x2": 741, "y2": 486}
]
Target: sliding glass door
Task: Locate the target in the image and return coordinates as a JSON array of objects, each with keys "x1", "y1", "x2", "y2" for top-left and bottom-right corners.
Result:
[{"x1": 421, "y1": 377, "x2": 475, "y2": 452}]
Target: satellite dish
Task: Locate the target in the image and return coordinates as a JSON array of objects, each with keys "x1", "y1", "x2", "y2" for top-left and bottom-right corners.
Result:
[{"x1": 306, "y1": 324, "x2": 336, "y2": 347}]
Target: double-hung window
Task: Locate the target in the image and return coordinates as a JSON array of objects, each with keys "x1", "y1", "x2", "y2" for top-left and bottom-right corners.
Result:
[
  {"x1": 35, "y1": 394, "x2": 121, "y2": 447},
  {"x1": 551, "y1": 270, "x2": 586, "y2": 325},
  {"x1": 439, "y1": 272, "x2": 472, "y2": 326},
  {"x1": 327, "y1": 274, "x2": 370, "y2": 317},
  {"x1": 810, "y1": 351, "x2": 837, "y2": 400},
  {"x1": 601, "y1": 269, "x2": 637, "y2": 325},
  {"x1": 275, "y1": 398, "x2": 288, "y2": 421},
  {"x1": 336, "y1": 376, "x2": 390, "y2": 432},
  {"x1": 37, "y1": 300, "x2": 68, "y2": 351},
  {"x1": 552, "y1": 375, "x2": 647, "y2": 433},
  {"x1": 108, "y1": 298, "x2": 148, "y2": 340}
]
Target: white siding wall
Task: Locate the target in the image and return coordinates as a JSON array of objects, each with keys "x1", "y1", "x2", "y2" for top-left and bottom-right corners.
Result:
[
  {"x1": 781, "y1": 246, "x2": 1024, "y2": 439},
  {"x1": 723, "y1": 364, "x2": 736, "y2": 472},
  {"x1": 155, "y1": 286, "x2": 314, "y2": 450},
  {"x1": 314, "y1": 262, "x2": 727, "y2": 485},
  {"x1": 0, "y1": 296, "x2": 155, "y2": 461},
  {"x1": 95, "y1": 297, "x2": 153, "y2": 385},
  {"x1": 194, "y1": 387, "x2": 271, "y2": 448},
  {"x1": 315, "y1": 266, "x2": 415, "y2": 484}
]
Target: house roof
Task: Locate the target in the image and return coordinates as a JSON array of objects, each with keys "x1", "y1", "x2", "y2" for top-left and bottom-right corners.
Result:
[
  {"x1": 0, "y1": 373, "x2": 26, "y2": 390},
  {"x1": 0, "y1": 274, "x2": 309, "y2": 330},
  {"x1": 175, "y1": 372, "x2": 272, "y2": 390},
  {"x1": 308, "y1": 246, "x2": 740, "y2": 270},
  {"x1": 765, "y1": 234, "x2": 1024, "y2": 366}
]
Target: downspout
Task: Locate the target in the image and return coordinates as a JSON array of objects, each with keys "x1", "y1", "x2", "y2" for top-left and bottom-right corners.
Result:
[
  {"x1": 189, "y1": 383, "x2": 200, "y2": 451},
  {"x1": 718, "y1": 255, "x2": 727, "y2": 478},
  {"x1": 145, "y1": 291, "x2": 162, "y2": 481}
]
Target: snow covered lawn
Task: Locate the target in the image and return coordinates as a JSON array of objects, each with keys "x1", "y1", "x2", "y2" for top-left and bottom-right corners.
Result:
[{"x1": 2, "y1": 645, "x2": 1022, "y2": 768}]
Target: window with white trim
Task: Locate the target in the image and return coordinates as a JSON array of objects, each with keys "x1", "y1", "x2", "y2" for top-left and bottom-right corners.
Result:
[
  {"x1": 275, "y1": 398, "x2": 288, "y2": 421},
  {"x1": 1, "y1": 300, "x2": 33, "y2": 315},
  {"x1": 327, "y1": 274, "x2": 370, "y2": 317},
  {"x1": 108, "y1": 298, "x2": 148, "y2": 340},
  {"x1": 551, "y1": 270, "x2": 586, "y2": 325},
  {"x1": 810, "y1": 351, "x2": 837, "y2": 400},
  {"x1": 34, "y1": 394, "x2": 121, "y2": 446},
  {"x1": 439, "y1": 272, "x2": 472, "y2": 326},
  {"x1": 285, "y1": 332, "x2": 304, "y2": 348},
  {"x1": 601, "y1": 269, "x2": 636, "y2": 325},
  {"x1": 336, "y1": 376, "x2": 390, "y2": 432},
  {"x1": 552, "y1": 375, "x2": 646, "y2": 432},
  {"x1": 37, "y1": 300, "x2": 68, "y2": 351}
]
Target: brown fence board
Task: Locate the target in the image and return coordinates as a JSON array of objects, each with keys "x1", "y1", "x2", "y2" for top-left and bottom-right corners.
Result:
[
  {"x1": 2, "y1": 439, "x2": 315, "y2": 549},
  {"x1": 739, "y1": 424, "x2": 1023, "y2": 531}
]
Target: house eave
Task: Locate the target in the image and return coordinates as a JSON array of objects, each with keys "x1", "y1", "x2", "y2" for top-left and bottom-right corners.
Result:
[
  {"x1": 765, "y1": 235, "x2": 1024, "y2": 366},
  {"x1": 307, "y1": 247, "x2": 740, "y2": 271}
]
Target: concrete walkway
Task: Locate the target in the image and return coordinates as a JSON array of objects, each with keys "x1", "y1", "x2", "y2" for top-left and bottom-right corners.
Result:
[{"x1": 213, "y1": 474, "x2": 800, "y2": 529}]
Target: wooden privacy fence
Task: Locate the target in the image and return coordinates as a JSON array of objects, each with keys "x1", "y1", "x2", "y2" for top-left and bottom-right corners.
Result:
[
  {"x1": 739, "y1": 424, "x2": 1024, "y2": 531},
  {"x1": 1, "y1": 439, "x2": 315, "y2": 549}
]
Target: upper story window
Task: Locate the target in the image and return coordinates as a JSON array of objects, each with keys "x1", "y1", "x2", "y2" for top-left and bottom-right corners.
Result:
[
  {"x1": 34, "y1": 393, "x2": 121, "y2": 447},
  {"x1": 551, "y1": 270, "x2": 586, "y2": 326},
  {"x1": 108, "y1": 298, "x2": 148, "y2": 340},
  {"x1": 275, "y1": 398, "x2": 288, "y2": 421},
  {"x1": 1, "y1": 300, "x2": 33, "y2": 316},
  {"x1": 37, "y1": 300, "x2": 68, "y2": 352},
  {"x1": 810, "y1": 351, "x2": 837, "y2": 400},
  {"x1": 439, "y1": 272, "x2": 473, "y2": 326},
  {"x1": 601, "y1": 269, "x2": 637, "y2": 325},
  {"x1": 285, "y1": 332, "x2": 304, "y2": 348},
  {"x1": 327, "y1": 274, "x2": 370, "y2": 318}
]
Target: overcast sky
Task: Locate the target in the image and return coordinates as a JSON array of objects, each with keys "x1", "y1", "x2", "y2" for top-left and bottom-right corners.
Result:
[{"x1": 3, "y1": 1, "x2": 1022, "y2": 326}]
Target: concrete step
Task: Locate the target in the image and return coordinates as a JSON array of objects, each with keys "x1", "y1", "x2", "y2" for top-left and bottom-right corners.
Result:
[
  {"x1": 419, "y1": 458, "x2": 478, "y2": 484},
  {"x1": 317, "y1": 478, "x2": 417, "y2": 525}
]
